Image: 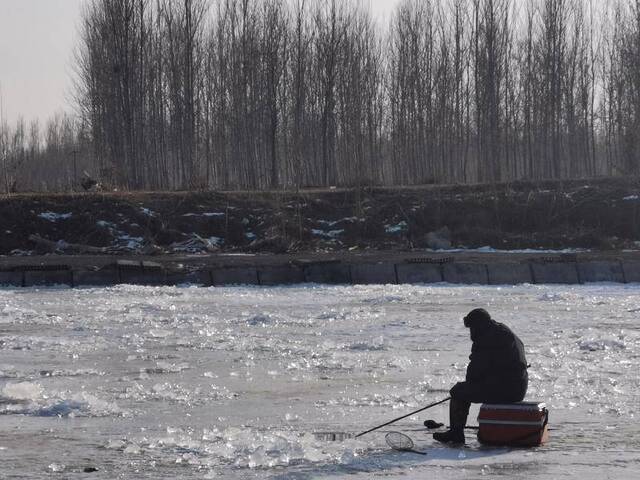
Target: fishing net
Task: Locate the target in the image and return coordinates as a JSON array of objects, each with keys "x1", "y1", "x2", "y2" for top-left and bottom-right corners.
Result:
[{"x1": 385, "y1": 432, "x2": 415, "y2": 451}]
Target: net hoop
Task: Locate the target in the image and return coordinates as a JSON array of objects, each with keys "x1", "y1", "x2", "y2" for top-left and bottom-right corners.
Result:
[{"x1": 385, "y1": 431, "x2": 415, "y2": 451}]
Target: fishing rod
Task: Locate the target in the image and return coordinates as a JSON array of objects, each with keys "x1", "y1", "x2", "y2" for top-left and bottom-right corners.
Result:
[{"x1": 355, "y1": 397, "x2": 451, "y2": 438}]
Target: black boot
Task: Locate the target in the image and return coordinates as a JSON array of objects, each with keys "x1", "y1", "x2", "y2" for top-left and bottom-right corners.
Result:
[
  {"x1": 432, "y1": 397, "x2": 469, "y2": 445},
  {"x1": 433, "y1": 428, "x2": 465, "y2": 445}
]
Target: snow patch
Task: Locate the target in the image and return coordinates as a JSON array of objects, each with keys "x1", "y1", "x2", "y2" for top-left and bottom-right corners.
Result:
[
  {"x1": 182, "y1": 212, "x2": 225, "y2": 218},
  {"x1": 97, "y1": 220, "x2": 116, "y2": 229},
  {"x1": 317, "y1": 217, "x2": 361, "y2": 227},
  {"x1": 385, "y1": 221, "x2": 408, "y2": 234},
  {"x1": 311, "y1": 229, "x2": 344, "y2": 238},
  {"x1": 117, "y1": 234, "x2": 144, "y2": 250},
  {"x1": 38, "y1": 212, "x2": 72, "y2": 222}
]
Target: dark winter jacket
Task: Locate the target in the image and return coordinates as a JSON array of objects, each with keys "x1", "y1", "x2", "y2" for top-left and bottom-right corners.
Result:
[{"x1": 457, "y1": 316, "x2": 528, "y2": 402}]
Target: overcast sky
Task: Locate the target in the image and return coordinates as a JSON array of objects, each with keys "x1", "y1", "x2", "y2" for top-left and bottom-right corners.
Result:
[{"x1": 0, "y1": 0, "x2": 401, "y2": 126}]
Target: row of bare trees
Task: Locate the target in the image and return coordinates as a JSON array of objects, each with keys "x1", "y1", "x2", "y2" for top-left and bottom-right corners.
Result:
[
  {"x1": 0, "y1": 113, "x2": 92, "y2": 193},
  {"x1": 3, "y1": 0, "x2": 640, "y2": 193}
]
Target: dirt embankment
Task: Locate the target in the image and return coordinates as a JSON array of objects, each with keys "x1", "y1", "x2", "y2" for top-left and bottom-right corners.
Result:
[{"x1": 0, "y1": 178, "x2": 639, "y2": 257}]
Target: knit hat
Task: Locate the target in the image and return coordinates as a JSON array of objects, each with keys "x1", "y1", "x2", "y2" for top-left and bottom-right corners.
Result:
[{"x1": 463, "y1": 308, "x2": 491, "y2": 328}]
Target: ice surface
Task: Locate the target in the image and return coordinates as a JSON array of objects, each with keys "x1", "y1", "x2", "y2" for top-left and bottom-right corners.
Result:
[{"x1": 1, "y1": 283, "x2": 639, "y2": 479}]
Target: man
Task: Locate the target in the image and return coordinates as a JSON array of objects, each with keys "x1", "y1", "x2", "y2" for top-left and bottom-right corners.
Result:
[{"x1": 433, "y1": 308, "x2": 528, "y2": 444}]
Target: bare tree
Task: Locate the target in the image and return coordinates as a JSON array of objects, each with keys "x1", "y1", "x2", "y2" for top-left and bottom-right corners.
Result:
[{"x1": 5, "y1": 0, "x2": 632, "y2": 193}]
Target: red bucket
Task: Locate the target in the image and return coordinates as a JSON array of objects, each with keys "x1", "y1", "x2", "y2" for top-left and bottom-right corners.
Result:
[{"x1": 477, "y1": 402, "x2": 549, "y2": 447}]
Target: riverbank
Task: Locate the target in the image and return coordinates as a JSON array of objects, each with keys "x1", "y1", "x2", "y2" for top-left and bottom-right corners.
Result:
[
  {"x1": 1, "y1": 178, "x2": 639, "y2": 258},
  {"x1": 1, "y1": 177, "x2": 639, "y2": 286}
]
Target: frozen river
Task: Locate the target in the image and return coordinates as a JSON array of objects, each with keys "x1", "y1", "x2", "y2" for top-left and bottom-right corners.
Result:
[{"x1": 1, "y1": 282, "x2": 639, "y2": 479}]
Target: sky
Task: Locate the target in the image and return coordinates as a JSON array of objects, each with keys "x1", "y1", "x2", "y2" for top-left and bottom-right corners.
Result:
[{"x1": 0, "y1": 0, "x2": 402, "y2": 127}]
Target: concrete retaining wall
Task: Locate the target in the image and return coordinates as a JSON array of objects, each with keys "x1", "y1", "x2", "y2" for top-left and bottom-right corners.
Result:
[
  {"x1": 0, "y1": 271, "x2": 24, "y2": 286},
  {"x1": 258, "y1": 265, "x2": 305, "y2": 286},
  {"x1": 119, "y1": 270, "x2": 166, "y2": 286},
  {"x1": 487, "y1": 263, "x2": 533, "y2": 285},
  {"x1": 531, "y1": 262, "x2": 580, "y2": 284},
  {"x1": 443, "y1": 263, "x2": 489, "y2": 284},
  {"x1": 211, "y1": 267, "x2": 259, "y2": 286},
  {"x1": 73, "y1": 269, "x2": 120, "y2": 287},
  {"x1": 23, "y1": 269, "x2": 73, "y2": 287},
  {"x1": 3, "y1": 257, "x2": 640, "y2": 288},
  {"x1": 350, "y1": 263, "x2": 397, "y2": 285},
  {"x1": 304, "y1": 263, "x2": 352, "y2": 284},
  {"x1": 578, "y1": 261, "x2": 625, "y2": 284},
  {"x1": 396, "y1": 263, "x2": 443, "y2": 284},
  {"x1": 622, "y1": 261, "x2": 640, "y2": 283},
  {"x1": 114, "y1": 260, "x2": 166, "y2": 286},
  {"x1": 166, "y1": 271, "x2": 212, "y2": 286}
]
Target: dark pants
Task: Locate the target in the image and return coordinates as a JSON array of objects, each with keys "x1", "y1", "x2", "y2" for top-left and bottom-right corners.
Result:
[{"x1": 449, "y1": 378, "x2": 527, "y2": 429}]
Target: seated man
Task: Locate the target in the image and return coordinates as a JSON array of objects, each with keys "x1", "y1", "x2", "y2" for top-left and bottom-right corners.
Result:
[{"x1": 433, "y1": 308, "x2": 528, "y2": 444}]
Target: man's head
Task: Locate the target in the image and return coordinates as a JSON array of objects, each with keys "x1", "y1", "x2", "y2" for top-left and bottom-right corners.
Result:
[{"x1": 463, "y1": 308, "x2": 491, "y2": 328}]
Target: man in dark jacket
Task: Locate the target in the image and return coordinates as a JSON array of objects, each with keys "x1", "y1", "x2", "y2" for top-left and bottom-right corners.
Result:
[{"x1": 433, "y1": 308, "x2": 528, "y2": 444}]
